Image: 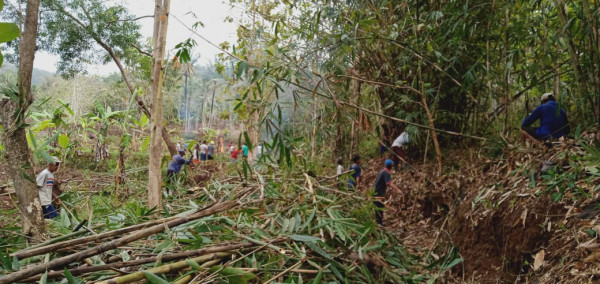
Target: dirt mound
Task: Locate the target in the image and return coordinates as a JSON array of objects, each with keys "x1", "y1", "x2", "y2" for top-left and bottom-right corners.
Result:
[{"x1": 361, "y1": 136, "x2": 600, "y2": 283}]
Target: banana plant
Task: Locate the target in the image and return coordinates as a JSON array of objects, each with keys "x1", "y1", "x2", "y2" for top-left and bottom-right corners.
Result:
[{"x1": 84, "y1": 100, "x2": 129, "y2": 162}]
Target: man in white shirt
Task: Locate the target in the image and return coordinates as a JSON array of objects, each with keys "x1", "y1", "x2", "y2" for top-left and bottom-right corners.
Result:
[
  {"x1": 200, "y1": 141, "x2": 208, "y2": 162},
  {"x1": 36, "y1": 157, "x2": 61, "y2": 219},
  {"x1": 391, "y1": 129, "x2": 409, "y2": 171}
]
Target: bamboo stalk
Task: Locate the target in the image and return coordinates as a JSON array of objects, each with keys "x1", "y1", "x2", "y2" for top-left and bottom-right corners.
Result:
[
  {"x1": 0, "y1": 200, "x2": 239, "y2": 284},
  {"x1": 98, "y1": 252, "x2": 230, "y2": 284},
  {"x1": 263, "y1": 257, "x2": 306, "y2": 284},
  {"x1": 12, "y1": 216, "x2": 180, "y2": 259},
  {"x1": 20, "y1": 238, "x2": 287, "y2": 282}
]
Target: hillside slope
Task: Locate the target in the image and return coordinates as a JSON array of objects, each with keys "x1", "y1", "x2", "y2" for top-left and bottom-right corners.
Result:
[{"x1": 360, "y1": 131, "x2": 600, "y2": 283}]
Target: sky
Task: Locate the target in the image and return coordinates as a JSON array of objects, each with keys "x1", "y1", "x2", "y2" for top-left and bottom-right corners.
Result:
[{"x1": 33, "y1": 0, "x2": 240, "y2": 75}]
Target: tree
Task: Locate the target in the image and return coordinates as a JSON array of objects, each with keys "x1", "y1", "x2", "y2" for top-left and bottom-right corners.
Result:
[
  {"x1": 148, "y1": 0, "x2": 170, "y2": 209},
  {"x1": 0, "y1": 0, "x2": 46, "y2": 240},
  {"x1": 35, "y1": 0, "x2": 177, "y2": 155}
]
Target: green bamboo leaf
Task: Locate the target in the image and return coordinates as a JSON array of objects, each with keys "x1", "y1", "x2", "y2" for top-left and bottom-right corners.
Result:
[
  {"x1": 141, "y1": 136, "x2": 150, "y2": 151},
  {"x1": 186, "y1": 259, "x2": 202, "y2": 270},
  {"x1": 209, "y1": 265, "x2": 256, "y2": 284},
  {"x1": 290, "y1": 234, "x2": 320, "y2": 242},
  {"x1": 64, "y1": 267, "x2": 75, "y2": 284},
  {"x1": 38, "y1": 270, "x2": 47, "y2": 284},
  {"x1": 0, "y1": 0, "x2": 4, "y2": 12},
  {"x1": 305, "y1": 241, "x2": 332, "y2": 260},
  {"x1": 309, "y1": 269, "x2": 323, "y2": 284},
  {"x1": 0, "y1": 52, "x2": 3, "y2": 67},
  {"x1": 143, "y1": 272, "x2": 169, "y2": 284},
  {"x1": 11, "y1": 256, "x2": 19, "y2": 270}
]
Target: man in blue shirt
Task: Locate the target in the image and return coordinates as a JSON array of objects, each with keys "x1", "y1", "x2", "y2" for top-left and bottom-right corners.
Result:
[
  {"x1": 242, "y1": 142, "x2": 249, "y2": 160},
  {"x1": 373, "y1": 159, "x2": 402, "y2": 225},
  {"x1": 348, "y1": 155, "x2": 362, "y2": 190},
  {"x1": 165, "y1": 150, "x2": 192, "y2": 194},
  {"x1": 521, "y1": 93, "x2": 570, "y2": 143}
]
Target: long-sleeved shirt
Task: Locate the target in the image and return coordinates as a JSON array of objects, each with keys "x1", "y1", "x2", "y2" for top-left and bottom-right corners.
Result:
[
  {"x1": 522, "y1": 101, "x2": 569, "y2": 139},
  {"x1": 167, "y1": 154, "x2": 191, "y2": 173}
]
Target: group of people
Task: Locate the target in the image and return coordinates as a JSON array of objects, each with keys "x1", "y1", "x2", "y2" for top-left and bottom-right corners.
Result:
[
  {"x1": 176, "y1": 140, "x2": 216, "y2": 163},
  {"x1": 339, "y1": 92, "x2": 570, "y2": 226},
  {"x1": 36, "y1": 92, "x2": 570, "y2": 223}
]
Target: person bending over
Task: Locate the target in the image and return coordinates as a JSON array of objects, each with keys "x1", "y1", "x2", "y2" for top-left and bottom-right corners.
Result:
[{"x1": 521, "y1": 93, "x2": 569, "y2": 144}]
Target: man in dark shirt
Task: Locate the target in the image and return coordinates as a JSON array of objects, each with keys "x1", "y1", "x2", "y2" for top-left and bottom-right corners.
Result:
[
  {"x1": 348, "y1": 155, "x2": 362, "y2": 190},
  {"x1": 373, "y1": 159, "x2": 402, "y2": 226},
  {"x1": 521, "y1": 93, "x2": 570, "y2": 143},
  {"x1": 165, "y1": 150, "x2": 192, "y2": 194}
]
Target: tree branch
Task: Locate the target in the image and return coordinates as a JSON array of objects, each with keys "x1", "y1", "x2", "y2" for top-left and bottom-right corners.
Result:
[
  {"x1": 130, "y1": 43, "x2": 152, "y2": 57},
  {"x1": 107, "y1": 15, "x2": 154, "y2": 25}
]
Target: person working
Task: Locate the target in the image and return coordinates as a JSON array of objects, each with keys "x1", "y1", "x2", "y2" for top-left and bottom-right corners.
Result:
[
  {"x1": 373, "y1": 159, "x2": 403, "y2": 226},
  {"x1": 36, "y1": 157, "x2": 62, "y2": 219},
  {"x1": 391, "y1": 128, "x2": 409, "y2": 171},
  {"x1": 348, "y1": 155, "x2": 362, "y2": 190},
  {"x1": 200, "y1": 141, "x2": 208, "y2": 162},
  {"x1": 207, "y1": 141, "x2": 215, "y2": 160},
  {"x1": 256, "y1": 142, "x2": 263, "y2": 160},
  {"x1": 165, "y1": 150, "x2": 192, "y2": 194},
  {"x1": 242, "y1": 142, "x2": 249, "y2": 160},
  {"x1": 521, "y1": 93, "x2": 570, "y2": 144},
  {"x1": 231, "y1": 147, "x2": 240, "y2": 164}
]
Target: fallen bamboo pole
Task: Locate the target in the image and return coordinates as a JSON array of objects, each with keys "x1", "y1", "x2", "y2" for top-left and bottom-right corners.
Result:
[
  {"x1": 20, "y1": 238, "x2": 287, "y2": 282},
  {"x1": 171, "y1": 258, "x2": 223, "y2": 284},
  {"x1": 12, "y1": 216, "x2": 180, "y2": 260},
  {"x1": 0, "y1": 200, "x2": 239, "y2": 284},
  {"x1": 97, "y1": 252, "x2": 231, "y2": 284}
]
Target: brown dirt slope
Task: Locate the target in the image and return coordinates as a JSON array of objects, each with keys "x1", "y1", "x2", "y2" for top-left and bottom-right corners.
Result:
[{"x1": 360, "y1": 133, "x2": 600, "y2": 283}]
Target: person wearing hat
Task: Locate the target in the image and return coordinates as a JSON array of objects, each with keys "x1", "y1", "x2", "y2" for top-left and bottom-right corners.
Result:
[
  {"x1": 521, "y1": 92, "x2": 570, "y2": 144},
  {"x1": 373, "y1": 159, "x2": 403, "y2": 226},
  {"x1": 165, "y1": 150, "x2": 192, "y2": 194},
  {"x1": 347, "y1": 155, "x2": 362, "y2": 190},
  {"x1": 36, "y1": 157, "x2": 62, "y2": 219},
  {"x1": 207, "y1": 141, "x2": 215, "y2": 160}
]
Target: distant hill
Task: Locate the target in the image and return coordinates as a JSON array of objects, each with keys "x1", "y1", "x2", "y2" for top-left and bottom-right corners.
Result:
[{"x1": 0, "y1": 63, "x2": 55, "y2": 86}]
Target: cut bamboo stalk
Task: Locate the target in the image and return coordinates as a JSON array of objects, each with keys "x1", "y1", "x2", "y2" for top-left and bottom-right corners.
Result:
[
  {"x1": 20, "y1": 238, "x2": 286, "y2": 282},
  {"x1": 97, "y1": 252, "x2": 230, "y2": 284},
  {"x1": 0, "y1": 200, "x2": 238, "y2": 284},
  {"x1": 12, "y1": 216, "x2": 180, "y2": 259}
]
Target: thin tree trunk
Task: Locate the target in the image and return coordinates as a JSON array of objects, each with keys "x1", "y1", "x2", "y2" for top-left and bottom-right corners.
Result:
[
  {"x1": 417, "y1": 59, "x2": 442, "y2": 176},
  {"x1": 148, "y1": 0, "x2": 170, "y2": 209},
  {"x1": 0, "y1": 0, "x2": 45, "y2": 241}
]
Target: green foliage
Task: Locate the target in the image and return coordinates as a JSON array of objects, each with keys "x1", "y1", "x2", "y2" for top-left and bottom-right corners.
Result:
[
  {"x1": 0, "y1": 0, "x2": 20, "y2": 67},
  {"x1": 37, "y1": 0, "x2": 142, "y2": 77}
]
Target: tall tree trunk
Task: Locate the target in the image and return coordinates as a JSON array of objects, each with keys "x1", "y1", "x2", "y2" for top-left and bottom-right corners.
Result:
[
  {"x1": 148, "y1": 0, "x2": 170, "y2": 209},
  {"x1": 0, "y1": 0, "x2": 46, "y2": 240}
]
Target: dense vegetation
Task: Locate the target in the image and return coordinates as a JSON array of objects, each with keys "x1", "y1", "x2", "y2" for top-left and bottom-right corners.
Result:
[{"x1": 0, "y1": 0, "x2": 599, "y2": 283}]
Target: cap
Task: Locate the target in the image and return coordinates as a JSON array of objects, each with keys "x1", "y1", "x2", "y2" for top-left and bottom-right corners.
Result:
[
  {"x1": 385, "y1": 159, "x2": 394, "y2": 168},
  {"x1": 541, "y1": 92, "x2": 553, "y2": 102},
  {"x1": 178, "y1": 150, "x2": 186, "y2": 155},
  {"x1": 210, "y1": 141, "x2": 215, "y2": 145}
]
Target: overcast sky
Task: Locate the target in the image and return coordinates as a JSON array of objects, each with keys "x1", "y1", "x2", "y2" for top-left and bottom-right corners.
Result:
[{"x1": 33, "y1": 0, "x2": 240, "y2": 75}]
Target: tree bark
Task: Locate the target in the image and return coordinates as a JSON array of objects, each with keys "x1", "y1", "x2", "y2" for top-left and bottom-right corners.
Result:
[
  {"x1": 0, "y1": 0, "x2": 45, "y2": 241},
  {"x1": 148, "y1": 0, "x2": 170, "y2": 209}
]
